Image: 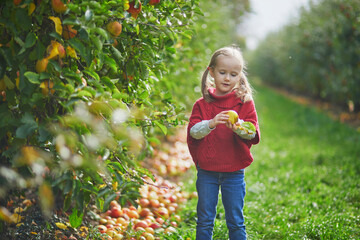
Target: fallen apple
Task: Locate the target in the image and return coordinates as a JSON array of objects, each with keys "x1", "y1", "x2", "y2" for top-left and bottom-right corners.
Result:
[{"x1": 110, "y1": 207, "x2": 122, "y2": 218}]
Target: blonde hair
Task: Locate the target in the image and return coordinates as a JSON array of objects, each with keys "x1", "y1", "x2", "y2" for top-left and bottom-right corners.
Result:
[{"x1": 201, "y1": 45, "x2": 253, "y2": 103}]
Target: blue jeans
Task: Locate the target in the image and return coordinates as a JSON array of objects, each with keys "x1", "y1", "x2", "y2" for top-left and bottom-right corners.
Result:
[{"x1": 196, "y1": 167, "x2": 246, "y2": 240}]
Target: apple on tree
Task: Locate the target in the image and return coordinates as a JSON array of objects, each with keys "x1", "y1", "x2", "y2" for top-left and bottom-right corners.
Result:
[
  {"x1": 127, "y1": 1, "x2": 142, "y2": 19},
  {"x1": 51, "y1": 0, "x2": 69, "y2": 14},
  {"x1": 106, "y1": 21, "x2": 122, "y2": 37},
  {"x1": 149, "y1": 0, "x2": 160, "y2": 5}
]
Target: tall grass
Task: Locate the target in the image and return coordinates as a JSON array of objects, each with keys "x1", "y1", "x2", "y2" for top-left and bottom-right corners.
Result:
[{"x1": 178, "y1": 84, "x2": 360, "y2": 239}]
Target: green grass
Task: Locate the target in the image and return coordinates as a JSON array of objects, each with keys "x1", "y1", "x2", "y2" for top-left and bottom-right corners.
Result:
[{"x1": 177, "y1": 84, "x2": 360, "y2": 240}]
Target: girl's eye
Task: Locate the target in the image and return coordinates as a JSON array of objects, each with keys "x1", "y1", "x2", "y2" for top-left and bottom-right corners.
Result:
[
  {"x1": 219, "y1": 71, "x2": 225, "y2": 75},
  {"x1": 231, "y1": 74, "x2": 237, "y2": 77}
]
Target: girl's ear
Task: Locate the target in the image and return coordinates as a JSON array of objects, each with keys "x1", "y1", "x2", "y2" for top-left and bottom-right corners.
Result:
[{"x1": 208, "y1": 67, "x2": 214, "y2": 78}]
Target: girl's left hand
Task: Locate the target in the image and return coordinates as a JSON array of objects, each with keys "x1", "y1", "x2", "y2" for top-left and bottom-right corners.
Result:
[{"x1": 225, "y1": 120, "x2": 239, "y2": 131}]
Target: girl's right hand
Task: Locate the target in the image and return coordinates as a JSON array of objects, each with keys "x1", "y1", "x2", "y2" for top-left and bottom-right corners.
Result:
[{"x1": 209, "y1": 111, "x2": 230, "y2": 129}]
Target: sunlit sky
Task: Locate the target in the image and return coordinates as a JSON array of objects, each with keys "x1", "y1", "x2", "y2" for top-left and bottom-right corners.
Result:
[{"x1": 241, "y1": 0, "x2": 311, "y2": 49}]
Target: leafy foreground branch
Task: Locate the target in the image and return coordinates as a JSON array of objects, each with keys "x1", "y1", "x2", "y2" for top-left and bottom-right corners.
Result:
[{"x1": 1, "y1": 127, "x2": 198, "y2": 239}]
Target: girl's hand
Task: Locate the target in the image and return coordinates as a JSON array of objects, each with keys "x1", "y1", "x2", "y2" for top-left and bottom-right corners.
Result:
[
  {"x1": 225, "y1": 118, "x2": 241, "y2": 131},
  {"x1": 209, "y1": 111, "x2": 230, "y2": 129}
]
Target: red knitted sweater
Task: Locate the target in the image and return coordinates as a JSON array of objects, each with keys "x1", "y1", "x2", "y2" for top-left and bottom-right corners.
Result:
[{"x1": 187, "y1": 88, "x2": 260, "y2": 172}]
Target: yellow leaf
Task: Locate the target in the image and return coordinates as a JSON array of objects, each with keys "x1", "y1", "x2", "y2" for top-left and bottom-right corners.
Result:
[
  {"x1": 16, "y1": 223, "x2": 24, "y2": 227},
  {"x1": 39, "y1": 183, "x2": 54, "y2": 218},
  {"x1": 14, "y1": 207, "x2": 24, "y2": 214},
  {"x1": 49, "y1": 16, "x2": 63, "y2": 35},
  {"x1": 15, "y1": 77, "x2": 19, "y2": 89},
  {"x1": 80, "y1": 226, "x2": 89, "y2": 233},
  {"x1": 10, "y1": 213, "x2": 23, "y2": 224},
  {"x1": 66, "y1": 46, "x2": 78, "y2": 59},
  {"x1": 124, "y1": 1, "x2": 130, "y2": 10},
  {"x1": 0, "y1": 207, "x2": 13, "y2": 223},
  {"x1": 112, "y1": 181, "x2": 118, "y2": 190},
  {"x1": 30, "y1": 232, "x2": 38, "y2": 235},
  {"x1": 18, "y1": 146, "x2": 40, "y2": 165},
  {"x1": 55, "y1": 222, "x2": 68, "y2": 230},
  {"x1": 47, "y1": 41, "x2": 60, "y2": 60},
  {"x1": 0, "y1": 78, "x2": 6, "y2": 91},
  {"x1": 28, "y1": 3, "x2": 36, "y2": 15}
]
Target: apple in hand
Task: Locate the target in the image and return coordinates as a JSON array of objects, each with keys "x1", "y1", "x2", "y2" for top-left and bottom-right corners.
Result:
[{"x1": 227, "y1": 110, "x2": 238, "y2": 124}]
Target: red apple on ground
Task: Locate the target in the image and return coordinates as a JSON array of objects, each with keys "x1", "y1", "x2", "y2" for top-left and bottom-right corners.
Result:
[
  {"x1": 134, "y1": 220, "x2": 148, "y2": 229},
  {"x1": 139, "y1": 208, "x2": 151, "y2": 218},
  {"x1": 97, "y1": 225, "x2": 107, "y2": 233},
  {"x1": 149, "y1": 222, "x2": 161, "y2": 229},
  {"x1": 139, "y1": 198, "x2": 150, "y2": 208}
]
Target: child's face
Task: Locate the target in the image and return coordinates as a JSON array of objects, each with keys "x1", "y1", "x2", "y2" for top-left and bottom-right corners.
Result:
[{"x1": 210, "y1": 55, "x2": 242, "y2": 96}]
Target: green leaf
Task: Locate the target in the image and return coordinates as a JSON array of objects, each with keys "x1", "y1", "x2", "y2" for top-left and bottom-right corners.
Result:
[
  {"x1": 153, "y1": 120, "x2": 167, "y2": 135},
  {"x1": 69, "y1": 208, "x2": 84, "y2": 229},
  {"x1": 103, "y1": 192, "x2": 117, "y2": 212},
  {"x1": 104, "y1": 55, "x2": 117, "y2": 72},
  {"x1": 24, "y1": 72, "x2": 40, "y2": 84},
  {"x1": 68, "y1": 38, "x2": 92, "y2": 65},
  {"x1": 91, "y1": 35, "x2": 102, "y2": 51},
  {"x1": 101, "y1": 76, "x2": 115, "y2": 90},
  {"x1": 110, "y1": 46, "x2": 122, "y2": 62},
  {"x1": 3, "y1": 75, "x2": 15, "y2": 89},
  {"x1": 25, "y1": 33, "x2": 37, "y2": 48},
  {"x1": 76, "y1": 90, "x2": 93, "y2": 98},
  {"x1": 16, "y1": 124, "x2": 37, "y2": 139},
  {"x1": 138, "y1": 90, "x2": 149, "y2": 100},
  {"x1": 38, "y1": 126, "x2": 51, "y2": 142},
  {"x1": 241, "y1": 121, "x2": 256, "y2": 134},
  {"x1": 62, "y1": 18, "x2": 81, "y2": 26},
  {"x1": 39, "y1": 72, "x2": 51, "y2": 80},
  {"x1": 92, "y1": 27, "x2": 109, "y2": 40},
  {"x1": 16, "y1": 113, "x2": 38, "y2": 139},
  {"x1": 85, "y1": 9, "x2": 93, "y2": 21},
  {"x1": 83, "y1": 70, "x2": 100, "y2": 82},
  {"x1": 63, "y1": 193, "x2": 72, "y2": 211},
  {"x1": 139, "y1": 61, "x2": 149, "y2": 79}
]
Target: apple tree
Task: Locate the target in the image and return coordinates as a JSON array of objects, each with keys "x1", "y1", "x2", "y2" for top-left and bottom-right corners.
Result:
[{"x1": 0, "y1": 0, "x2": 201, "y2": 218}]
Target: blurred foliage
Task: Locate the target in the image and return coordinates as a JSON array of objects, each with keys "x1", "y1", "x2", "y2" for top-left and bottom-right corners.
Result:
[
  {"x1": 248, "y1": 0, "x2": 360, "y2": 111},
  {"x1": 0, "y1": 0, "x2": 202, "y2": 218},
  {"x1": 162, "y1": 0, "x2": 251, "y2": 109}
]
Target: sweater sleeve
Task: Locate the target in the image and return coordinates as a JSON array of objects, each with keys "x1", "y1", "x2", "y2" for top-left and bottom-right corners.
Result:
[
  {"x1": 187, "y1": 101, "x2": 205, "y2": 165},
  {"x1": 190, "y1": 120, "x2": 214, "y2": 139},
  {"x1": 246, "y1": 100, "x2": 260, "y2": 145},
  {"x1": 238, "y1": 100, "x2": 260, "y2": 145}
]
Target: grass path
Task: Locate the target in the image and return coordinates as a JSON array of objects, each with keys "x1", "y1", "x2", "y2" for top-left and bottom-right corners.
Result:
[{"x1": 179, "y1": 84, "x2": 360, "y2": 239}]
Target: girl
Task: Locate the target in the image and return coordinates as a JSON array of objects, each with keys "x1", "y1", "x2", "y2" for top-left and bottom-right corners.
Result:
[{"x1": 187, "y1": 45, "x2": 260, "y2": 240}]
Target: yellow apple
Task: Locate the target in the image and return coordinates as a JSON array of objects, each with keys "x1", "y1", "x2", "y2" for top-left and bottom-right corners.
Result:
[
  {"x1": 106, "y1": 21, "x2": 122, "y2": 37},
  {"x1": 227, "y1": 110, "x2": 238, "y2": 124}
]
